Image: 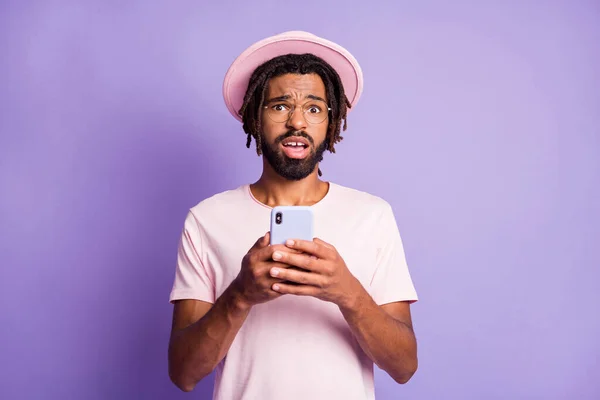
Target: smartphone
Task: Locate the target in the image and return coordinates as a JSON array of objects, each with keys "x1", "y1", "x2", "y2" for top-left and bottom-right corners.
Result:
[{"x1": 270, "y1": 206, "x2": 314, "y2": 245}]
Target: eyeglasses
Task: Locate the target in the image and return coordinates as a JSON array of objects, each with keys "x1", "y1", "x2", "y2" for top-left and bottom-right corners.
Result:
[{"x1": 263, "y1": 100, "x2": 331, "y2": 124}]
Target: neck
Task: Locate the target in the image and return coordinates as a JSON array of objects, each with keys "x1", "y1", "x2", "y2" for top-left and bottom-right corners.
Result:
[{"x1": 250, "y1": 160, "x2": 329, "y2": 207}]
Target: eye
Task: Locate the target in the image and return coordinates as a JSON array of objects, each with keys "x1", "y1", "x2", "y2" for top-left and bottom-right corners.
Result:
[
  {"x1": 306, "y1": 105, "x2": 322, "y2": 114},
  {"x1": 272, "y1": 104, "x2": 290, "y2": 112}
]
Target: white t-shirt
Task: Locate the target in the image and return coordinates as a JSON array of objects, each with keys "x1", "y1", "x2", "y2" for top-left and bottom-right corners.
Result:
[{"x1": 170, "y1": 182, "x2": 418, "y2": 400}]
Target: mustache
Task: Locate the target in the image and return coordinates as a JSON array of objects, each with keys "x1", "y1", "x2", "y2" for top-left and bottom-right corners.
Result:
[{"x1": 274, "y1": 130, "x2": 314, "y2": 146}]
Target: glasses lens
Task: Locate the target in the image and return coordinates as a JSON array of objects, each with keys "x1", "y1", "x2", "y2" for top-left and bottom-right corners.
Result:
[
  {"x1": 266, "y1": 104, "x2": 291, "y2": 123},
  {"x1": 265, "y1": 101, "x2": 329, "y2": 124},
  {"x1": 303, "y1": 102, "x2": 328, "y2": 124}
]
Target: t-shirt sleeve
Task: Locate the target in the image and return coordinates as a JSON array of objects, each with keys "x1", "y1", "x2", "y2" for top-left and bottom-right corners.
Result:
[
  {"x1": 370, "y1": 203, "x2": 418, "y2": 305},
  {"x1": 169, "y1": 211, "x2": 216, "y2": 304}
]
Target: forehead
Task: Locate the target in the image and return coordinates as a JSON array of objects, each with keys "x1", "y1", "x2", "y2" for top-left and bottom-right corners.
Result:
[{"x1": 266, "y1": 73, "x2": 326, "y2": 100}]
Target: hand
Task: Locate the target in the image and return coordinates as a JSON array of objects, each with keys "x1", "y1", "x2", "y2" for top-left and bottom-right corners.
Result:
[
  {"x1": 268, "y1": 238, "x2": 364, "y2": 308},
  {"x1": 231, "y1": 232, "x2": 291, "y2": 309}
]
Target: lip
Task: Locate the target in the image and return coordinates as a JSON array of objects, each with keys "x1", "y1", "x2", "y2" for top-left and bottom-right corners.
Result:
[
  {"x1": 280, "y1": 142, "x2": 310, "y2": 159},
  {"x1": 281, "y1": 136, "x2": 310, "y2": 147}
]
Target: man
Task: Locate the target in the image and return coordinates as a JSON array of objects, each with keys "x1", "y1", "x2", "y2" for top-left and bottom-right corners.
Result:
[{"x1": 168, "y1": 31, "x2": 418, "y2": 399}]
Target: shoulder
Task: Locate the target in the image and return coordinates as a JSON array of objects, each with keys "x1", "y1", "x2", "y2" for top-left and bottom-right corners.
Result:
[
  {"x1": 184, "y1": 185, "x2": 249, "y2": 226},
  {"x1": 330, "y1": 183, "x2": 393, "y2": 214},
  {"x1": 190, "y1": 185, "x2": 246, "y2": 212}
]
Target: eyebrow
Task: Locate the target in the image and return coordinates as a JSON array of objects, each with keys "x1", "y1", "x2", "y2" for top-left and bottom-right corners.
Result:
[{"x1": 264, "y1": 94, "x2": 327, "y2": 104}]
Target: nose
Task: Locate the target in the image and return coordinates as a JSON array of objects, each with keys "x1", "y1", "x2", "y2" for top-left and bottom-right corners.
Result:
[{"x1": 285, "y1": 105, "x2": 308, "y2": 131}]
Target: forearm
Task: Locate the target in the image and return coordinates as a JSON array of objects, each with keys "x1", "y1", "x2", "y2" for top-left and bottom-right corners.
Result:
[
  {"x1": 339, "y1": 287, "x2": 417, "y2": 384},
  {"x1": 168, "y1": 283, "x2": 250, "y2": 391}
]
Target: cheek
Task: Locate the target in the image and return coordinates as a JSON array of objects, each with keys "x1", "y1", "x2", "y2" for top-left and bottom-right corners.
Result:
[
  {"x1": 260, "y1": 115, "x2": 278, "y2": 141},
  {"x1": 313, "y1": 122, "x2": 329, "y2": 144}
]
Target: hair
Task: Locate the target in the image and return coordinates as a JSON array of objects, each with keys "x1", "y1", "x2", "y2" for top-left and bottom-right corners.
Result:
[{"x1": 238, "y1": 53, "x2": 351, "y2": 156}]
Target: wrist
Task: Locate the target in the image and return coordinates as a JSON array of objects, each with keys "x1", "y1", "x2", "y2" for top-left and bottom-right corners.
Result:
[
  {"x1": 338, "y1": 278, "x2": 368, "y2": 314},
  {"x1": 226, "y1": 279, "x2": 252, "y2": 314}
]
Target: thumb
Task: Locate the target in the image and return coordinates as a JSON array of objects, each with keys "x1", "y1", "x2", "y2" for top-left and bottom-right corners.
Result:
[
  {"x1": 250, "y1": 232, "x2": 270, "y2": 251},
  {"x1": 262, "y1": 232, "x2": 271, "y2": 247}
]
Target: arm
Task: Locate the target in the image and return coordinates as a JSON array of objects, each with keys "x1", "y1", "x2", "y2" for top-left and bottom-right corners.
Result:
[
  {"x1": 168, "y1": 285, "x2": 250, "y2": 392},
  {"x1": 269, "y1": 238, "x2": 418, "y2": 383},
  {"x1": 168, "y1": 232, "x2": 289, "y2": 392},
  {"x1": 339, "y1": 293, "x2": 417, "y2": 383}
]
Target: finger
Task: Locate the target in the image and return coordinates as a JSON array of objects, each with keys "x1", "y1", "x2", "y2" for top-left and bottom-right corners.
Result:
[
  {"x1": 249, "y1": 232, "x2": 270, "y2": 252},
  {"x1": 259, "y1": 263, "x2": 293, "y2": 289},
  {"x1": 284, "y1": 239, "x2": 330, "y2": 259},
  {"x1": 271, "y1": 250, "x2": 324, "y2": 273},
  {"x1": 313, "y1": 237, "x2": 335, "y2": 250},
  {"x1": 262, "y1": 232, "x2": 271, "y2": 247},
  {"x1": 266, "y1": 260, "x2": 293, "y2": 271},
  {"x1": 271, "y1": 244, "x2": 303, "y2": 255},
  {"x1": 266, "y1": 276, "x2": 288, "y2": 290},
  {"x1": 269, "y1": 266, "x2": 323, "y2": 287},
  {"x1": 272, "y1": 283, "x2": 320, "y2": 296},
  {"x1": 252, "y1": 244, "x2": 293, "y2": 263}
]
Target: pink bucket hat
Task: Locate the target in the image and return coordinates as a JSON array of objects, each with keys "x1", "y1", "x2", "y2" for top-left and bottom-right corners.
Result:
[{"x1": 222, "y1": 30, "x2": 364, "y2": 122}]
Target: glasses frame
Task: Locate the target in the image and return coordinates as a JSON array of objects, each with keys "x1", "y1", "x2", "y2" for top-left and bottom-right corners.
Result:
[{"x1": 262, "y1": 101, "x2": 332, "y2": 124}]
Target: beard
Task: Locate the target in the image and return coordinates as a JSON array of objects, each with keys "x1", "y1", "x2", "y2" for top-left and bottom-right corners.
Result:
[{"x1": 261, "y1": 130, "x2": 328, "y2": 181}]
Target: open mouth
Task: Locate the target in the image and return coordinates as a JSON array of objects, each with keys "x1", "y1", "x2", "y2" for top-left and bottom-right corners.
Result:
[{"x1": 280, "y1": 138, "x2": 311, "y2": 159}]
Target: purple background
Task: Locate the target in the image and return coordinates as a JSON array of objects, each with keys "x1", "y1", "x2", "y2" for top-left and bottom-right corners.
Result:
[{"x1": 1, "y1": 1, "x2": 599, "y2": 399}]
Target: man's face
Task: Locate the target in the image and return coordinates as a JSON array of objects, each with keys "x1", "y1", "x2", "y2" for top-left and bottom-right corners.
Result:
[{"x1": 260, "y1": 73, "x2": 329, "y2": 181}]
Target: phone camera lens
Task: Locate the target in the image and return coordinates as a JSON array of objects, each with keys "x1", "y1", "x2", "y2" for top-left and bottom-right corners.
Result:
[{"x1": 275, "y1": 212, "x2": 282, "y2": 224}]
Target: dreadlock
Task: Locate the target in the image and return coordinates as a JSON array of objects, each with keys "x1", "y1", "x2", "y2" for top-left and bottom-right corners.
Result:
[{"x1": 238, "y1": 53, "x2": 352, "y2": 175}]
